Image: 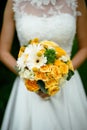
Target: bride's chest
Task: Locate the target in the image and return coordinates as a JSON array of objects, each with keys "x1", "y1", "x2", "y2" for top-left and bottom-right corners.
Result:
[
  {"x1": 16, "y1": 14, "x2": 76, "y2": 38},
  {"x1": 15, "y1": 14, "x2": 76, "y2": 46}
]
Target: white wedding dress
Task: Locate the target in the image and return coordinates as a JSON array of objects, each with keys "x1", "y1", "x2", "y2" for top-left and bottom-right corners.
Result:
[{"x1": 1, "y1": 0, "x2": 87, "y2": 130}]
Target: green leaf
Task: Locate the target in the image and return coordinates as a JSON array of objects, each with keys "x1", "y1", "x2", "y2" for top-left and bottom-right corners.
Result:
[
  {"x1": 44, "y1": 49, "x2": 56, "y2": 64},
  {"x1": 67, "y1": 70, "x2": 74, "y2": 81},
  {"x1": 14, "y1": 66, "x2": 20, "y2": 73},
  {"x1": 37, "y1": 80, "x2": 48, "y2": 94}
]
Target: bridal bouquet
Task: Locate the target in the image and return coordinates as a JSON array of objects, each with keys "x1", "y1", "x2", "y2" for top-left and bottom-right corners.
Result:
[{"x1": 16, "y1": 38, "x2": 74, "y2": 96}]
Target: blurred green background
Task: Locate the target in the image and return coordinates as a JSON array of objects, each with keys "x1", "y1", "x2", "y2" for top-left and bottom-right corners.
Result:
[{"x1": 0, "y1": 0, "x2": 87, "y2": 128}]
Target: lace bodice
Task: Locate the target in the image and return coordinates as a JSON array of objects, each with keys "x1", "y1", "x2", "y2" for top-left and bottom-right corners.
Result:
[{"x1": 13, "y1": 0, "x2": 79, "y2": 55}]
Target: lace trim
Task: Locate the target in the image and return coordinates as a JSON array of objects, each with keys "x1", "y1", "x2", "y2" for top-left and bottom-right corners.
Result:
[
  {"x1": 29, "y1": 0, "x2": 57, "y2": 7},
  {"x1": 47, "y1": 5, "x2": 64, "y2": 16},
  {"x1": 13, "y1": 0, "x2": 81, "y2": 17},
  {"x1": 66, "y1": 0, "x2": 81, "y2": 16},
  {"x1": 13, "y1": 0, "x2": 56, "y2": 5}
]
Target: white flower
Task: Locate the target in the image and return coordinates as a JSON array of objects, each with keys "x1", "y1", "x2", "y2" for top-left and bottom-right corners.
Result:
[
  {"x1": 17, "y1": 44, "x2": 47, "y2": 70},
  {"x1": 19, "y1": 68, "x2": 34, "y2": 80},
  {"x1": 24, "y1": 44, "x2": 47, "y2": 70},
  {"x1": 59, "y1": 55, "x2": 70, "y2": 62},
  {"x1": 17, "y1": 53, "x2": 29, "y2": 69}
]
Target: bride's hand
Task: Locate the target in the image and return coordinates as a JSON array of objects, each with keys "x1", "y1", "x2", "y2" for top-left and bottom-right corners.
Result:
[{"x1": 37, "y1": 91, "x2": 50, "y2": 99}]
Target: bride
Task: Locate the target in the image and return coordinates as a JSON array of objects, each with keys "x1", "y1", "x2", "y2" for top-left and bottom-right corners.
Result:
[{"x1": 0, "y1": 0, "x2": 87, "y2": 130}]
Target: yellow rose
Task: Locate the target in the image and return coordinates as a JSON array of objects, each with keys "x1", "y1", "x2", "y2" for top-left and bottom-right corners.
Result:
[
  {"x1": 51, "y1": 65, "x2": 62, "y2": 80},
  {"x1": 40, "y1": 64, "x2": 52, "y2": 72},
  {"x1": 59, "y1": 63, "x2": 68, "y2": 75},
  {"x1": 67, "y1": 61, "x2": 74, "y2": 71},
  {"x1": 41, "y1": 41, "x2": 57, "y2": 48},
  {"x1": 48, "y1": 85, "x2": 60, "y2": 96},
  {"x1": 54, "y1": 59, "x2": 64, "y2": 66},
  {"x1": 34, "y1": 71, "x2": 47, "y2": 81},
  {"x1": 55, "y1": 47, "x2": 66, "y2": 57},
  {"x1": 45, "y1": 78, "x2": 58, "y2": 89}
]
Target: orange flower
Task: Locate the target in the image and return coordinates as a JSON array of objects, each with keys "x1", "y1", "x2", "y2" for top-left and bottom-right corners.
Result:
[{"x1": 24, "y1": 79, "x2": 39, "y2": 92}]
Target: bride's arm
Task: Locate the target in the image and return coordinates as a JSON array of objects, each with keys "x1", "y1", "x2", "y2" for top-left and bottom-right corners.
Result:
[
  {"x1": 0, "y1": 0, "x2": 49, "y2": 99},
  {"x1": 0, "y1": 0, "x2": 17, "y2": 74},
  {"x1": 72, "y1": 0, "x2": 87, "y2": 70}
]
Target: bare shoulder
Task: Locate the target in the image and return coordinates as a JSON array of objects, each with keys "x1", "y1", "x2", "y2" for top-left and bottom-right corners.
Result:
[
  {"x1": 4, "y1": 0, "x2": 14, "y2": 20},
  {"x1": 77, "y1": 0, "x2": 87, "y2": 13}
]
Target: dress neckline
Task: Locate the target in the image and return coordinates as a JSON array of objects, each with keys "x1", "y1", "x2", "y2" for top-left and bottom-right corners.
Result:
[{"x1": 29, "y1": 0, "x2": 57, "y2": 6}]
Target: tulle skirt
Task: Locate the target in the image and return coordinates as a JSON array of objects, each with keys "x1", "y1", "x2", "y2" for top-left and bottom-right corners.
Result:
[{"x1": 1, "y1": 71, "x2": 87, "y2": 130}]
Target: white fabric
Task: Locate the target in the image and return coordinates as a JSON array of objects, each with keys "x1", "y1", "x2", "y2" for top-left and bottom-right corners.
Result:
[
  {"x1": 13, "y1": 0, "x2": 77, "y2": 55},
  {"x1": 1, "y1": 0, "x2": 87, "y2": 130}
]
